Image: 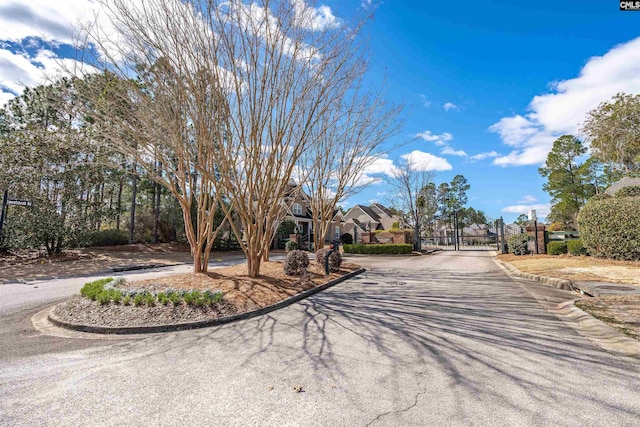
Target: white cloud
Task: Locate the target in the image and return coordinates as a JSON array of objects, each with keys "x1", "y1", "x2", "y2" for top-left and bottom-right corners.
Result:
[
  {"x1": 490, "y1": 37, "x2": 640, "y2": 166},
  {"x1": 443, "y1": 102, "x2": 458, "y2": 111},
  {"x1": 501, "y1": 203, "x2": 551, "y2": 218},
  {"x1": 441, "y1": 146, "x2": 467, "y2": 157},
  {"x1": 469, "y1": 151, "x2": 499, "y2": 161},
  {"x1": 291, "y1": 0, "x2": 340, "y2": 31},
  {"x1": 518, "y1": 195, "x2": 538, "y2": 203},
  {"x1": 415, "y1": 130, "x2": 453, "y2": 146},
  {"x1": 361, "y1": 0, "x2": 373, "y2": 9},
  {"x1": 401, "y1": 150, "x2": 453, "y2": 172},
  {"x1": 419, "y1": 94, "x2": 431, "y2": 108}
]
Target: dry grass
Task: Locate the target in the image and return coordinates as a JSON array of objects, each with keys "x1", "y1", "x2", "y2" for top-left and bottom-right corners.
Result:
[
  {"x1": 129, "y1": 261, "x2": 362, "y2": 311},
  {"x1": 576, "y1": 296, "x2": 640, "y2": 339},
  {"x1": 496, "y1": 254, "x2": 640, "y2": 284}
]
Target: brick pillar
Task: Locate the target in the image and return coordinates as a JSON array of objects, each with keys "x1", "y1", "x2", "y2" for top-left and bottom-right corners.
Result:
[
  {"x1": 361, "y1": 232, "x2": 375, "y2": 244},
  {"x1": 525, "y1": 223, "x2": 546, "y2": 254}
]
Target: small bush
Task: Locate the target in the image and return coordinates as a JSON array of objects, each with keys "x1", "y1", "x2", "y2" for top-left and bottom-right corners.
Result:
[
  {"x1": 96, "y1": 291, "x2": 111, "y2": 305},
  {"x1": 508, "y1": 233, "x2": 530, "y2": 256},
  {"x1": 157, "y1": 292, "x2": 169, "y2": 306},
  {"x1": 203, "y1": 289, "x2": 224, "y2": 305},
  {"x1": 341, "y1": 233, "x2": 353, "y2": 244},
  {"x1": 567, "y1": 239, "x2": 588, "y2": 256},
  {"x1": 283, "y1": 250, "x2": 309, "y2": 276},
  {"x1": 133, "y1": 293, "x2": 146, "y2": 306},
  {"x1": 548, "y1": 222, "x2": 570, "y2": 232},
  {"x1": 144, "y1": 294, "x2": 155, "y2": 306},
  {"x1": 547, "y1": 241, "x2": 568, "y2": 255},
  {"x1": 169, "y1": 292, "x2": 181, "y2": 305},
  {"x1": 285, "y1": 240, "x2": 299, "y2": 252},
  {"x1": 342, "y1": 244, "x2": 412, "y2": 255},
  {"x1": 80, "y1": 278, "x2": 113, "y2": 300},
  {"x1": 123, "y1": 295, "x2": 131, "y2": 306},
  {"x1": 85, "y1": 229, "x2": 129, "y2": 247},
  {"x1": 111, "y1": 291, "x2": 122, "y2": 304},
  {"x1": 315, "y1": 248, "x2": 342, "y2": 272},
  {"x1": 589, "y1": 192, "x2": 611, "y2": 201}
]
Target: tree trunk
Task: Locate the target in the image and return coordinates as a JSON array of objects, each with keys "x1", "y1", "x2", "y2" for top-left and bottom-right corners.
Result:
[
  {"x1": 129, "y1": 167, "x2": 138, "y2": 244},
  {"x1": 247, "y1": 253, "x2": 261, "y2": 278},
  {"x1": 116, "y1": 177, "x2": 123, "y2": 230},
  {"x1": 153, "y1": 164, "x2": 161, "y2": 243}
]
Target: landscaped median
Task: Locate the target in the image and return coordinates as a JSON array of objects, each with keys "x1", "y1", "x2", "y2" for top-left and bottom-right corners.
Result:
[{"x1": 49, "y1": 260, "x2": 364, "y2": 334}]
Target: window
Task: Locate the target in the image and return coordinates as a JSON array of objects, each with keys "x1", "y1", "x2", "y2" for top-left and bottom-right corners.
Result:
[
  {"x1": 334, "y1": 226, "x2": 341, "y2": 239},
  {"x1": 292, "y1": 203, "x2": 303, "y2": 216}
]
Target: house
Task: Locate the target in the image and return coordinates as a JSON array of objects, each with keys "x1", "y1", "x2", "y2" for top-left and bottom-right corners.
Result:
[
  {"x1": 337, "y1": 203, "x2": 401, "y2": 244},
  {"x1": 604, "y1": 177, "x2": 640, "y2": 196}
]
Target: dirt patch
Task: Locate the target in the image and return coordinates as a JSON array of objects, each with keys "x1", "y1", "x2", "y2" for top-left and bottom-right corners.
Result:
[
  {"x1": 496, "y1": 254, "x2": 640, "y2": 284},
  {"x1": 52, "y1": 261, "x2": 362, "y2": 328},
  {"x1": 576, "y1": 296, "x2": 640, "y2": 339}
]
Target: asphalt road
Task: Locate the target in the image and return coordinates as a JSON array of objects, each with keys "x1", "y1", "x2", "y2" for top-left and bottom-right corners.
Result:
[{"x1": 2, "y1": 251, "x2": 640, "y2": 426}]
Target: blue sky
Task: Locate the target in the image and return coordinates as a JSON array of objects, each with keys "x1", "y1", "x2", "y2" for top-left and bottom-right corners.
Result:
[{"x1": 0, "y1": 0, "x2": 639, "y2": 222}]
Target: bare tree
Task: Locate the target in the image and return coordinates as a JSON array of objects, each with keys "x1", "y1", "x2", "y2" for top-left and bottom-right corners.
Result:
[
  {"x1": 77, "y1": 0, "x2": 379, "y2": 277},
  {"x1": 300, "y1": 81, "x2": 403, "y2": 250},
  {"x1": 76, "y1": 0, "x2": 230, "y2": 272},
  {"x1": 386, "y1": 158, "x2": 435, "y2": 251}
]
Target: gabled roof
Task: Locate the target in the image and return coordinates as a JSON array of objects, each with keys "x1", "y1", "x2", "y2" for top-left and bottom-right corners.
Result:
[
  {"x1": 369, "y1": 203, "x2": 393, "y2": 218},
  {"x1": 605, "y1": 177, "x2": 640, "y2": 196}
]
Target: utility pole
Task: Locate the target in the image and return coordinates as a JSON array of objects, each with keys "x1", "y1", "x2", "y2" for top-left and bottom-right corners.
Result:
[{"x1": 0, "y1": 189, "x2": 8, "y2": 244}]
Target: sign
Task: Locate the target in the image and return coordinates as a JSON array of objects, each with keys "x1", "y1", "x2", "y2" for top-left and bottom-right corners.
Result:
[
  {"x1": 7, "y1": 199, "x2": 32, "y2": 207},
  {"x1": 620, "y1": 1, "x2": 640, "y2": 10}
]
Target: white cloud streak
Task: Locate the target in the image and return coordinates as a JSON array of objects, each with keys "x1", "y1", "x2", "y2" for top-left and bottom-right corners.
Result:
[{"x1": 443, "y1": 102, "x2": 458, "y2": 111}]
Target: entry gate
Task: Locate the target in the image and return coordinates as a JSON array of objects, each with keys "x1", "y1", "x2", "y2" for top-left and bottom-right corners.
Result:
[{"x1": 422, "y1": 218, "x2": 517, "y2": 252}]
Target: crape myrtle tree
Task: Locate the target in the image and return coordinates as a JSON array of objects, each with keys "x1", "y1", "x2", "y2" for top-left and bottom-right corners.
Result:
[
  {"x1": 386, "y1": 157, "x2": 435, "y2": 251},
  {"x1": 79, "y1": 0, "x2": 379, "y2": 277},
  {"x1": 300, "y1": 80, "x2": 402, "y2": 250},
  {"x1": 77, "y1": 3, "x2": 230, "y2": 272}
]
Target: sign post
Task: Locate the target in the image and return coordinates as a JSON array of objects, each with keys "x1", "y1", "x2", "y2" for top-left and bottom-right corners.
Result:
[{"x1": 0, "y1": 191, "x2": 32, "y2": 244}]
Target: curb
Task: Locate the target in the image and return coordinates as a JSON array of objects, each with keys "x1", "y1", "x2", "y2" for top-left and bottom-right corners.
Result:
[
  {"x1": 47, "y1": 268, "x2": 366, "y2": 335},
  {"x1": 493, "y1": 258, "x2": 576, "y2": 291}
]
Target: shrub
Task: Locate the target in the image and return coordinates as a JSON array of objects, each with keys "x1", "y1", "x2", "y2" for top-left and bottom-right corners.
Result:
[
  {"x1": 80, "y1": 278, "x2": 113, "y2": 300},
  {"x1": 578, "y1": 196, "x2": 640, "y2": 260},
  {"x1": 169, "y1": 292, "x2": 181, "y2": 305},
  {"x1": 97, "y1": 291, "x2": 112, "y2": 305},
  {"x1": 133, "y1": 293, "x2": 146, "y2": 306},
  {"x1": 548, "y1": 222, "x2": 570, "y2": 232},
  {"x1": 157, "y1": 292, "x2": 169, "y2": 306},
  {"x1": 144, "y1": 294, "x2": 155, "y2": 306},
  {"x1": 341, "y1": 233, "x2": 353, "y2": 244},
  {"x1": 615, "y1": 186, "x2": 640, "y2": 198},
  {"x1": 111, "y1": 290, "x2": 122, "y2": 304},
  {"x1": 589, "y1": 192, "x2": 611, "y2": 201},
  {"x1": 315, "y1": 248, "x2": 342, "y2": 273},
  {"x1": 507, "y1": 234, "x2": 529, "y2": 256},
  {"x1": 203, "y1": 290, "x2": 224, "y2": 305},
  {"x1": 283, "y1": 250, "x2": 309, "y2": 276},
  {"x1": 85, "y1": 229, "x2": 129, "y2": 247},
  {"x1": 567, "y1": 239, "x2": 588, "y2": 256},
  {"x1": 285, "y1": 240, "x2": 299, "y2": 252},
  {"x1": 123, "y1": 295, "x2": 131, "y2": 306},
  {"x1": 342, "y1": 244, "x2": 412, "y2": 255},
  {"x1": 547, "y1": 241, "x2": 568, "y2": 255}
]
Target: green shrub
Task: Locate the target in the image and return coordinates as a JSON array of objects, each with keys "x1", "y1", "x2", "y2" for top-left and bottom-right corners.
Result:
[
  {"x1": 169, "y1": 292, "x2": 181, "y2": 305},
  {"x1": 283, "y1": 250, "x2": 309, "y2": 276},
  {"x1": 96, "y1": 291, "x2": 111, "y2": 305},
  {"x1": 85, "y1": 229, "x2": 129, "y2": 247},
  {"x1": 203, "y1": 290, "x2": 224, "y2": 305},
  {"x1": 285, "y1": 240, "x2": 299, "y2": 252},
  {"x1": 615, "y1": 186, "x2": 640, "y2": 198},
  {"x1": 133, "y1": 293, "x2": 146, "y2": 306},
  {"x1": 507, "y1": 234, "x2": 529, "y2": 256},
  {"x1": 547, "y1": 241, "x2": 568, "y2": 255},
  {"x1": 315, "y1": 248, "x2": 342, "y2": 272},
  {"x1": 589, "y1": 192, "x2": 611, "y2": 201},
  {"x1": 157, "y1": 292, "x2": 169, "y2": 306},
  {"x1": 578, "y1": 196, "x2": 640, "y2": 260},
  {"x1": 80, "y1": 278, "x2": 113, "y2": 300},
  {"x1": 111, "y1": 290, "x2": 122, "y2": 304},
  {"x1": 341, "y1": 233, "x2": 353, "y2": 244},
  {"x1": 144, "y1": 294, "x2": 155, "y2": 306},
  {"x1": 342, "y1": 244, "x2": 412, "y2": 255},
  {"x1": 123, "y1": 295, "x2": 131, "y2": 306},
  {"x1": 567, "y1": 239, "x2": 588, "y2": 256}
]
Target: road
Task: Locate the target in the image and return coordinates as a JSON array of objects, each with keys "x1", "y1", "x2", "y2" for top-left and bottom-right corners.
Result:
[{"x1": 2, "y1": 251, "x2": 640, "y2": 426}]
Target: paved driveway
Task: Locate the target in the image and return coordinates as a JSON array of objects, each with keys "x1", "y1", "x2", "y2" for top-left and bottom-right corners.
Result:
[{"x1": 2, "y1": 251, "x2": 640, "y2": 426}]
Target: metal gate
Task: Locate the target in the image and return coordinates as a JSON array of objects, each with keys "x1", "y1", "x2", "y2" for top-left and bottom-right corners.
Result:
[{"x1": 422, "y1": 218, "x2": 519, "y2": 252}]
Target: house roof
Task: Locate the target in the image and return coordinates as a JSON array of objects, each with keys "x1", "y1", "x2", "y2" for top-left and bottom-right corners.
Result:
[{"x1": 605, "y1": 177, "x2": 640, "y2": 196}]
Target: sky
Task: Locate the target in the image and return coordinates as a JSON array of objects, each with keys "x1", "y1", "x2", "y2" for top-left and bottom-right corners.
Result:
[{"x1": 0, "y1": 0, "x2": 639, "y2": 222}]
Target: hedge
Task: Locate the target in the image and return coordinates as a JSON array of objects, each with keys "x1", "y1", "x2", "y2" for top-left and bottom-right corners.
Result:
[
  {"x1": 547, "y1": 241, "x2": 567, "y2": 255},
  {"x1": 567, "y1": 239, "x2": 588, "y2": 256},
  {"x1": 342, "y1": 244, "x2": 412, "y2": 254},
  {"x1": 578, "y1": 196, "x2": 640, "y2": 260}
]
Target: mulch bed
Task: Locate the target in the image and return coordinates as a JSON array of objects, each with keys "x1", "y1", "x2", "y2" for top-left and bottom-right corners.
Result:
[
  {"x1": 0, "y1": 249, "x2": 93, "y2": 266},
  {"x1": 52, "y1": 260, "x2": 362, "y2": 329}
]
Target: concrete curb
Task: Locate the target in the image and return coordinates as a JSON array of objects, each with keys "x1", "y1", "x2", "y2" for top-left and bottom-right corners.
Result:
[
  {"x1": 551, "y1": 299, "x2": 640, "y2": 358},
  {"x1": 47, "y1": 268, "x2": 366, "y2": 335},
  {"x1": 493, "y1": 258, "x2": 576, "y2": 291}
]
